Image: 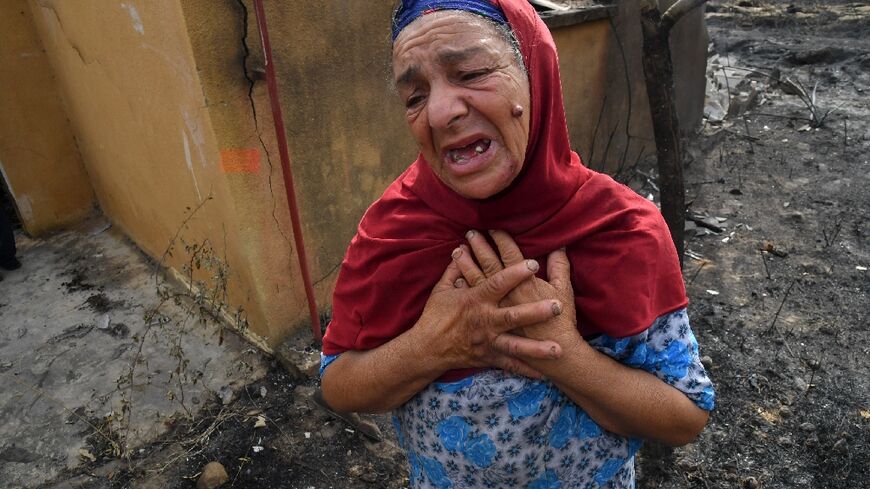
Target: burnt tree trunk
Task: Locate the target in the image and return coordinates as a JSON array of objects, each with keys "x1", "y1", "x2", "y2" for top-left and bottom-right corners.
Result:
[
  {"x1": 636, "y1": 0, "x2": 707, "y2": 477},
  {"x1": 638, "y1": 0, "x2": 706, "y2": 268}
]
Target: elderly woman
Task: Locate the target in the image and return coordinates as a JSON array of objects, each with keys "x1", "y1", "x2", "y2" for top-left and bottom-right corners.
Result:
[{"x1": 320, "y1": 0, "x2": 714, "y2": 487}]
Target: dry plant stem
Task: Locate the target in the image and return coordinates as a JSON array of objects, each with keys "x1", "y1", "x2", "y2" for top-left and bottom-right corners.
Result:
[
  {"x1": 765, "y1": 279, "x2": 797, "y2": 335},
  {"x1": 804, "y1": 364, "x2": 817, "y2": 398},
  {"x1": 786, "y1": 76, "x2": 842, "y2": 127},
  {"x1": 688, "y1": 261, "x2": 708, "y2": 284},
  {"x1": 720, "y1": 66, "x2": 732, "y2": 104},
  {"x1": 120, "y1": 197, "x2": 241, "y2": 458},
  {"x1": 589, "y1": 15, "x2": 635, "y2": 175},
  {"x1": 822, "y1": 217, "x2": 844, "y2": 248},
  {"x1": 588, "y1": 94, "x2": 607, "y2": 166},
  {"x1": 609, "y1": 15, "x2": 634, "y2": 176},
  {"x1": 153, "y1": 194, "x2": 213, "y2": 289},
  {"x1": 710, "y1": 63, "x2": 839, "y2": 128},
  {"x1": 119, "y1": 299, "x2": 169, "y2": 457},
  {"x1": 150, "y1": 407, "x2": 236, "y2": 474}
]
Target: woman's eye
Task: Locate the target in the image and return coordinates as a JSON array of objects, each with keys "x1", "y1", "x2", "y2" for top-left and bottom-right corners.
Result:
[
  {"x1": 406, "y1": 95, "x2": 424, "y2": 108},
  {"x1": 460, "y1": 70, "x2": 486, "y2": 81}
]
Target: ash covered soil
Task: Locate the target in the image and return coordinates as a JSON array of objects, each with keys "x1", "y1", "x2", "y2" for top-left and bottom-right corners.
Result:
[
  {"x1": 634, "y1": 1, "x2": 870, "y2": 488},
  {"x1": 39, "y1": 1, "x2": 868, "y2": 488}
]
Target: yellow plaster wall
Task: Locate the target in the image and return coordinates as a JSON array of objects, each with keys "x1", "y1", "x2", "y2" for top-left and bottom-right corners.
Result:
[
  {"x1": 592, "y1": 0, "x2": 708, "y2": 174},
  {"x1": 551, "y1": 20, "x2": 611, "y2": 166},
  {"x1": 26, "y1": 0, "x2": 276, "y2": 344},
  {"x1": 179, "y1": 0, "x2": 419, "y2": 338},
  {"x1": 0, "y1": 0, "x2": 94, "y2": 235},
  {"x1": 177, "y1": 0, "x2": 308, "y2": 344}
]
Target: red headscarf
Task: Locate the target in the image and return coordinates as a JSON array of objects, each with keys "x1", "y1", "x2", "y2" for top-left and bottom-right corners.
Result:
[{"x1": 322, "y1": 0, "x2": 687, "y2": 380}]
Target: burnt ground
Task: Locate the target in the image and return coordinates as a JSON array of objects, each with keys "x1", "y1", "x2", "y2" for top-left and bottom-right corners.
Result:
[
  {"x1": 32, "y1": 1, "x2": 868, "y2": 488},
  {"x1": 653, "y1": 1, "x2": 869, "y2": 488}
]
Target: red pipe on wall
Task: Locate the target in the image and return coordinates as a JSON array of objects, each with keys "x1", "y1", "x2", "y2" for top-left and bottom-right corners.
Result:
[{"x1": 252, "y1": 0, "x2": 322, "y2": 343}]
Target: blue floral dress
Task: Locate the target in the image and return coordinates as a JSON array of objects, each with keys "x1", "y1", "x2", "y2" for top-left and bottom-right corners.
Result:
[{"x1": 321, "y1": 309, "x2": 714, "y2": 488}]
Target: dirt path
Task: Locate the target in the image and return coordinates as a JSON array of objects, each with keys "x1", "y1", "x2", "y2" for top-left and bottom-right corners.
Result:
[
  {"x1": 32, "y1": 2, "x2": 868, "y2": 488},
  {"x1": 0, "y1": 218, "x2": 267, "y2": 489}
]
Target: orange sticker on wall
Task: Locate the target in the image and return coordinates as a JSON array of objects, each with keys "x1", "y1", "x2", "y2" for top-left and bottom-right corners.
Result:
[{"x1": 220, "y1": 148, "x2": 261, "y2": 173}]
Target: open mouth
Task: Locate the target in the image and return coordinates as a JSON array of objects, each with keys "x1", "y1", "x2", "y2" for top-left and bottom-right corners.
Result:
[{"x1": 445, "y1": 138, "x2": 492, "y2": 164}]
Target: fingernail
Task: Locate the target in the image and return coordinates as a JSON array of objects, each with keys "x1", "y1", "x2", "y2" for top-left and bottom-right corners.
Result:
[
  {"x1": 551, "y1": 301, "x2": 562, "y2": 316},
  {"x1": 487, "y1": 229, "x2": 496, "y2": 235},
  {"x1": 549, "y1": 345, "x2": 558, "y2": 359},
  {"x1": 452, "y1": 247, "x2": 462, "y2": 260},
  {"x1": 454, "y1": 278, "x2": 465, "y2": 288},
  {"x1": 465, "y1": 230, "x2": 475, "y2": 240},
  {"x1": 526, "y1": 259, "x2": 539, "y2": 272}
]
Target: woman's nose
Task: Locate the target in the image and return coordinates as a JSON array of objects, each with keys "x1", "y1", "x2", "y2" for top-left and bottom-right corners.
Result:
[{"x1": 427, "y1": 83, "x2": 468, "y2": 130}]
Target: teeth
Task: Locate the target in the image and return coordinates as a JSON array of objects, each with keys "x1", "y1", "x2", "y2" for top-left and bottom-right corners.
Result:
[{"x1": 448, "y1": 140, "x2": 491, "y2": 162}]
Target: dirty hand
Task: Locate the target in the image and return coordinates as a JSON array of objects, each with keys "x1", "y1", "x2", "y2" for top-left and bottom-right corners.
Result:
[
  {"x1": 416, "y1": 251, "x2": 564, "y2": 379},
  {"x1": 453, "y1": 230, "x2": 580, "y2": 348}
]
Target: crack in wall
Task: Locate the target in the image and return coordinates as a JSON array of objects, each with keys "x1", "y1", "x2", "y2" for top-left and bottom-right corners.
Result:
[
  {"x1": 234, "y1": 0, "x2": 293, "y2": 252},
  {"x1": 37, "y1": 2, "x2": 138, "y2": 122},
  {"x1": 37, "y1": 1, "x2": 94, "y2": 66},
  {"x1": 312, "y1": 260, "x2": 341, "y2": 288}
]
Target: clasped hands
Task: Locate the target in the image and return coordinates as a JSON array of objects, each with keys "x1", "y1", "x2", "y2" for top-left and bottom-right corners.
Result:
[{"x1": 418, "y1": 229, "x2": 582, "y2": 379}]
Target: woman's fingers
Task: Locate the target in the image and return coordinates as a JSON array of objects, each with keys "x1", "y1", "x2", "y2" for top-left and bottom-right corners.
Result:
[
  {"x1": 491, "y1": 333, "x2": 562, "y2": 360},
  {"x1": 546, "y1": 248, "x2": 572, "y2": 293},
  {"x1": 493, "y1": 298, "x2": 562, "y2": 333},
  {"x1": 476, "y1": 259, "x2": 540, "y2": 301},
  {"x1": 452, "y1": 245, "x2": 486, "y2": 286},
  {"x1": 465, "y1": 230, "x2": 503, "y2": 277},
  {"x1": 433, "y1": 258, "x2": 464, "y2": 293},
  {"x1": 489, "y1": 230, "x2": 526, "y2": 267}
]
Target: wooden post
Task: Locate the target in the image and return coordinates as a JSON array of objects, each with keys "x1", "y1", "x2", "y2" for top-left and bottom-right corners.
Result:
[{"x1": 638, "y1": 0, "x2": 707, "y2": 268}]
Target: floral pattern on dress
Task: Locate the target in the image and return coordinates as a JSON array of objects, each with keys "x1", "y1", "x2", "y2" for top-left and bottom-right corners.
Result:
[
  {"x1": 589, "y1": 309, "x2": 715, "y2": 411},
  {"x1": 321, "y1": 308, "x2": 714, "y2": 488}
]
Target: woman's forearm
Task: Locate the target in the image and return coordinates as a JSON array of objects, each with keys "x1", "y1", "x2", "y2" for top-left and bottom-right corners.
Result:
[
  {"x1": 536, "y1": 338, "x2": 709, "y2": 447},
  {"x1": 321, "y1": 258, "x2": 563, "y2": 414},
  {"x1": 321, "y1": 326, "x2": 448, "y2": 413},
  {"x1": 452, "y1": 233, "x2": 709, "y2": 445}
]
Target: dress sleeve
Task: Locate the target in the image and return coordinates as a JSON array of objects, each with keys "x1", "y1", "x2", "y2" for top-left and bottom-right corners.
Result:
[
  {"x1": 319, "y1": 352, "x2": 342, "y2": 377},
  {"x1": 587, "y1": 308, "x2": 715, "y2": 411}
]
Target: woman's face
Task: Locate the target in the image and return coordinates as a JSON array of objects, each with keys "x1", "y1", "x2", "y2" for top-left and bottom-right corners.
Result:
[{"x1": 392, "y1": 11, "x2": 531, "y2": 200}]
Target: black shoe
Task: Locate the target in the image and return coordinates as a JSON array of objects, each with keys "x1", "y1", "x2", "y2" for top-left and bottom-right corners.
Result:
[{"x1": 0, "y1": 257, "x2": 20, "y2": 271}]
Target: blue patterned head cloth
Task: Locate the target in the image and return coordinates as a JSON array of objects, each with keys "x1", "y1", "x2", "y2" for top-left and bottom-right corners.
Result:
[{"x1": 391, "y1": 0, "x2": 509, "y2": 41}]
